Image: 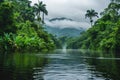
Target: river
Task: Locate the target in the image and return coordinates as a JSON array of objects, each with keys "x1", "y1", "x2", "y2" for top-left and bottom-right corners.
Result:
[{"x1": 0, "y1": 49, "x2": 120, "y2": 80}]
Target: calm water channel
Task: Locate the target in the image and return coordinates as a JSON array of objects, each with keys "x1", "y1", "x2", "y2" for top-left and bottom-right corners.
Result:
[{"x1": 0, "y1": 49, "x2": 120, "y2": 80}]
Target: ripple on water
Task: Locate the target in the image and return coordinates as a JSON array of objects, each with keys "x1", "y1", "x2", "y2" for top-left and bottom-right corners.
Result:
[
  {"x1": 33, "y1": 50, "x2": 110, "y2": 80},
  {"x1": 33, "y1": 64, "x2": 106, "y2": 80}
]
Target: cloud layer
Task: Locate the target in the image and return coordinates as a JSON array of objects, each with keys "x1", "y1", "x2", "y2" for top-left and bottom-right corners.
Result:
[
  {"x1": 31, "y1": 0, "x2": 110, "y2": 29},
  {"x1": 45, "y1": 19, "x2": 90, "y2": 30}
]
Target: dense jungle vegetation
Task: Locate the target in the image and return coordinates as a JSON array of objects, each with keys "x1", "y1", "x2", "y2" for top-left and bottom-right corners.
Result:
[
  {"x1": 0, "y1": 0, "x2": 61, "y2": 52},
  {"x1": 67, "y1": 0, "x2": 120, "y2": 51},
  {"x1": 1, "y1": 0, "x2": 120, "y2": 53}
]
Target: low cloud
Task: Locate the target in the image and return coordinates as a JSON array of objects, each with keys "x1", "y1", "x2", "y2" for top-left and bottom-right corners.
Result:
[
  {"x1": 31, "y1": 0, "x2": 110, "y2": 29},
  {"x1": 45, "y1": 19, "x2": 90, "y2": 30}
]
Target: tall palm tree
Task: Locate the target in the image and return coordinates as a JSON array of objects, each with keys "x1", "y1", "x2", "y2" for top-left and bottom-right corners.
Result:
[
  {"x1": 41, "y1": 6, "x2": 48, "y2": 24},
  {"x1": 85, "y1": 9, "x2": 99, "y2": 26},
  {"x1": 34, "y1": 0, "x2": 48, "y2": 24}
]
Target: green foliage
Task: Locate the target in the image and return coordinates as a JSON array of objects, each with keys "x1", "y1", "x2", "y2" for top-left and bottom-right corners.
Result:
[
  {"x1": 0, "y1": 0, "x2": 58, "y2": 52},
  {"x1": 14, "y1": 21, "x2": 56, "y2": 52},
  {"x1": 0, "y1": 1, "x2": 17, "y2": 35},
  {"x1": 50, "y1": 35, "x2": 62, "y2": 49},
  {"x1": 68, "y1": 2, "x2": 120, "y2": 52},
  {"x1": 0, "y1": 33, "x2": 16, "y2": 52}
]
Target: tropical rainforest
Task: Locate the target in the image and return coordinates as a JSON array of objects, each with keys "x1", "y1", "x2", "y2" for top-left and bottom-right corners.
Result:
[
  {"x1": 0, "y1": 0, "x2": 61, "y2": 52},
  {"x1": 1, "y1": 0, "x2": 120, "y2": 80},
  {"x1": 1, "y1": 0, "x2": 120, "y2": 53},
  {"x1": 67, "y1": 0, "x2": 120, "y2": 52}
]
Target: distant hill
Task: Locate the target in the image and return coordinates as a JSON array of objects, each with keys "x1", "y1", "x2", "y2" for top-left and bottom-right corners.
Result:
[
  {"x1": 44, "y1": 17, "x2": 85, "y2": 37},
  {"x1": 44, "y1": 26, "x2": 84, "y2": 37}
]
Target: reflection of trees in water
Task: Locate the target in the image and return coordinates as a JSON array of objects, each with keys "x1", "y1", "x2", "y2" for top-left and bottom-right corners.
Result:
[
  {"x1": 85, "y1": 51, "x2": 120, "y2": 80},
  {"x1": 0, "y1": 53, "x2": 48, "y2": 80}
]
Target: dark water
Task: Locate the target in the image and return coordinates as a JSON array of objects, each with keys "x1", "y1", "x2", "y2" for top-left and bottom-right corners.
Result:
[{"x1": 0, "y1": 49, "x2": 120, "y2": 80}]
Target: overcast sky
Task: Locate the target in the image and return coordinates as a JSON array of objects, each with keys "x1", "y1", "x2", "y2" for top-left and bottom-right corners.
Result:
[{"x1": 31, "y1": 0, "x2": 110, "y2": 29}]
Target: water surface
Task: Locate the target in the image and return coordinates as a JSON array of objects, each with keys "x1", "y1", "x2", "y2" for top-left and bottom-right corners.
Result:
[{"x1": 0, "y1": 49, "x2": 120, "y2": 80}]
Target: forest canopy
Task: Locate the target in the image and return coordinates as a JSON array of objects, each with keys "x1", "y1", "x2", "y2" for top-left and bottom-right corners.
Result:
[
  {"x1": 67, "y1": 0, "x2": 120, "y2": 52},
  {"x1": 0, "y1": 0, "x2": 61, "y2": 52}
]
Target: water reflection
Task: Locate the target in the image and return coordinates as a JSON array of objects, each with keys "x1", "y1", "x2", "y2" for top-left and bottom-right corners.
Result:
[
  {"x1": 62, "y1": 44, "x2": 67, "y2": 53},
  {"x1": 0, "y1": 53, "x2": 48, "y2": 80},
  {"x1": 42, "y1": 50, "x2": 105, "y2": 80},
  {"x1": 84, "y1": 51, "x2": 120, "y2": 80},
  {"x1": 0, "y1": 50, "x2": 120, "y2": 80}
]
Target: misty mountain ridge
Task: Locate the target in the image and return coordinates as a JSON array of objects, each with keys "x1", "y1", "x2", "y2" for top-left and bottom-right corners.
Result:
[
  {"x1": 44, "y1": 26, "x2": 85, "y2": 37},
  {"x1": 44, "y1": 17, "x2": 86, "y2": 37},
  {"x1": 49, "y1": 17, "x2": 73, "y2": 22}
]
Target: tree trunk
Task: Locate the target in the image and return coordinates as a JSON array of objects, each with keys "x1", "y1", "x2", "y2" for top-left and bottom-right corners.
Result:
[
  {"x1": 90, "y1": 19, "x2": 93, "y2": 26},
  {"x1": 42, "y1": 12, "x2": 44, "y2": 24}
]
